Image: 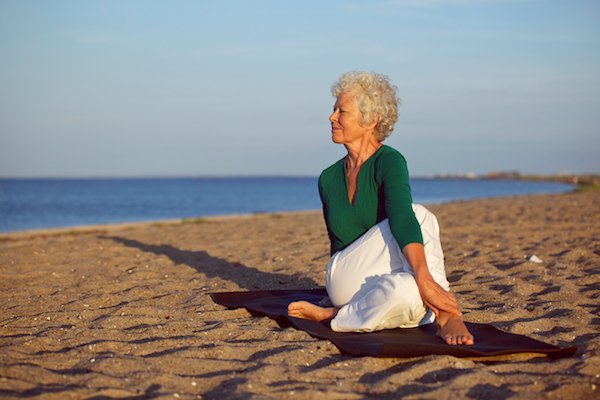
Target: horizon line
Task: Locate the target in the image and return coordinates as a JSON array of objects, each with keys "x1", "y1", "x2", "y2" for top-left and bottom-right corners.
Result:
[{"x1": 0, "y1": 172, "x2": 593, "y2": 180}]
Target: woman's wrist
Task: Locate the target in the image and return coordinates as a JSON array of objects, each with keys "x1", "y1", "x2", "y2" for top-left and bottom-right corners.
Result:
[
  {"x1": 412, "y1": 263, "x2": 432, "y2": 281},
  {"x1": 414, "y1": 272, "x2": 436, "y2": 293}
]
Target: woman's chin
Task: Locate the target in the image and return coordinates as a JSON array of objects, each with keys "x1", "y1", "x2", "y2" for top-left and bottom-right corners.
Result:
[{"x1": 332, "y1": 134, "x2": 344, "y2": 144}]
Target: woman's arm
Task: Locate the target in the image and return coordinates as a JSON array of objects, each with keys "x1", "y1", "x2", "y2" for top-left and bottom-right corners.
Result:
[
  {"x1": 402, "y1": 243, "x2": 461, "y2": 317},
  {"x1": 380, "y1": 150, "x2": 461, "y2": 316},
  {"x1": 380, "y1": 152, "x2": 424, "y2": 248}
]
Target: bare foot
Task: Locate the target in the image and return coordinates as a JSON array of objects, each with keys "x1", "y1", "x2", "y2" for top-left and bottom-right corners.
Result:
[
  {"x1": 287, "y1": 301, "x2": 338, "y2": 322},
  {"x1": 436, "y1": 311, "x2": 475, "y2": 345}
]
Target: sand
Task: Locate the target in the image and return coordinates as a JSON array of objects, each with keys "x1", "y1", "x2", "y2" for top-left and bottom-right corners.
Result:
[{"x1": 0, "y1": 191, "x2": 598, "y2": 399}]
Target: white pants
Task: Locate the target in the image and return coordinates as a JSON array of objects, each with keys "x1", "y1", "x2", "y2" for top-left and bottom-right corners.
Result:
[{"x1": 326, "y1": 204, "x2": 450, "y2": 332}]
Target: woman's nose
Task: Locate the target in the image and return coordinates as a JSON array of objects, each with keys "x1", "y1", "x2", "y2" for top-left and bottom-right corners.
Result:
[{"x1": 329, "y1": 110, "x2": 338, "y2": 122}]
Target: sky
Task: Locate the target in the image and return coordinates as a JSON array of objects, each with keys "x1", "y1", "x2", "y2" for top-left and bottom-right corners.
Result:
[{"x1": 1, "y1": 0, "x2": 599, "y2": 177}]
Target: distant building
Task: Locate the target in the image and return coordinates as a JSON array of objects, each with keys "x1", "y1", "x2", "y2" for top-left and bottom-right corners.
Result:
[{"x1": 485, "y1": 171, "x2": 521, "y2": 180}]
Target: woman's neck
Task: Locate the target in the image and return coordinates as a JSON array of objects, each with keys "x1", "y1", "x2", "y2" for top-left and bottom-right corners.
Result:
[{"x1": 344, "y1": 136, "x2": 382, "y2": 169}]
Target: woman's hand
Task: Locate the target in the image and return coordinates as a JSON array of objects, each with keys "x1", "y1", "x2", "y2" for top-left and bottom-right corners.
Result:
[{"x1": 414, "y1": 272, "x2": 461, "y2": 317}]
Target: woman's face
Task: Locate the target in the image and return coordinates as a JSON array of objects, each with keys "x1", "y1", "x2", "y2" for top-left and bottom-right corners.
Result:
[{"x1": 329, "y1": 92, "x2": 368, "y2": 145}]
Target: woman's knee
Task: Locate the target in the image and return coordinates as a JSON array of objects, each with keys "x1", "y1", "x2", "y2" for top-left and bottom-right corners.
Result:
[
  {"x1": 373, "y1": 274, "x2": 428, "y2": 328},
  {"x1": 413, "y1": 204, "x2": 440, "y2": 231},
  {"x1": 378, "y1": 274, "x2": 423, "y2": 309}
]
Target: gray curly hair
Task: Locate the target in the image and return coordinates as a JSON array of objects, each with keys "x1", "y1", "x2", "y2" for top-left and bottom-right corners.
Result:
[{"x1": 331, "y1": 71, "x2": 400, "y2": 141}]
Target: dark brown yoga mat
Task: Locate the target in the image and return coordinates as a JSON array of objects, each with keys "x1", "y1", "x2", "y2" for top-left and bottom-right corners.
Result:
[{"x1": 210, "y1": 288, "x2": 577, "y2": 358}]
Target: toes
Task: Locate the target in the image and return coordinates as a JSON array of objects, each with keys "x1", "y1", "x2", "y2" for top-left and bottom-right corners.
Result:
[
  {"x1": 287, "y1": 302, "x2": 301, "y2": 316},
  {"x1": 457, "y1": 334, "x2": 472, "y2": 345},
  {"x1": 444, "y1": 334, "x2": 471, "y2": 345},
  {"x1": 441, "y1": 329, "x2": 474, "y2": 345},
  {"x1": 456, "y1": 335, "x2": 474, "y2": 345}
]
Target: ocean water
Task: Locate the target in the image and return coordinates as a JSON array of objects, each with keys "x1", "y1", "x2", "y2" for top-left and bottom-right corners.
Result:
[{"x1": 0, "y1": 178, "x2": 574, "y2": 233}]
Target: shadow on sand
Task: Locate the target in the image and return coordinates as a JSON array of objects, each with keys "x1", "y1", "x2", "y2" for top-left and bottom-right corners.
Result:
[{"x1": 99, "y1": 236, "x2": 319, "y2": 291}]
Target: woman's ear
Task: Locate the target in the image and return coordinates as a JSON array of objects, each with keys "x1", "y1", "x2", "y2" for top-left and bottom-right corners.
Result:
[{"x1": 368, "y1": 114, "x2": 380, "y2": 130}]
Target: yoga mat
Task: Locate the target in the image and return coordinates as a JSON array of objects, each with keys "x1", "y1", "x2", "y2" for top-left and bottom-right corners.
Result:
[{"x1": 210, "y1": 288, "x2": 577, "y2": 358}]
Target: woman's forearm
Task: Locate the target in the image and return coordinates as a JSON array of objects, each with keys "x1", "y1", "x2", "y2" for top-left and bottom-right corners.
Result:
[
  {"x1": 402, "y1": 242, "x2": 461, "y2": 316},
  {"x1": 402, "y1": 243, "x2": 432, "y2": 279}
]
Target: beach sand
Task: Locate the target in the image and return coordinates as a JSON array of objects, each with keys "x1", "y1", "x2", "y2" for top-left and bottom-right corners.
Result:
[{"x1": 0, "y1": 191, "x2": 598, "y2": 399}]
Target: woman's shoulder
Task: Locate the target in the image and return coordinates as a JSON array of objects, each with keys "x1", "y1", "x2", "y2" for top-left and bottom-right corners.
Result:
[
  {"x1": 375, "y1": 145, "x2": 408, "y2": 168},
  {"x1": 319, "y1": 159, "x2": 345, "y2": 195},
  {"x1": 319, "y1": 157, "x2": 345, "y2": 180}
]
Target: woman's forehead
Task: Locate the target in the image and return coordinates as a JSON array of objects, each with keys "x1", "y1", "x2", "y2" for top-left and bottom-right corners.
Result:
[{"x1": 335, "y1": 92, "x2": 357, "y2": 106}]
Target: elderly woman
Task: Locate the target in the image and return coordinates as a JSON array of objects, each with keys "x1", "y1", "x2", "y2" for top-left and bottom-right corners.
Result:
[{"x1": 288, "y1": 71, "x2": 474, "y2": 345}]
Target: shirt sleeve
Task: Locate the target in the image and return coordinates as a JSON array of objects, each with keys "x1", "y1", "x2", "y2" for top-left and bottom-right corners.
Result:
[
  {"x1": 380, "y1": 152, "x2": 423, "y2": 249},
  {"x1": 318, "y1": 174, "x2": 336, "y2": 256}
]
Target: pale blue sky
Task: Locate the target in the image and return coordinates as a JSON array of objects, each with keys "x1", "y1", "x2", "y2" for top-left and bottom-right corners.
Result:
[{"x1": 1, "y1": 0, "x2": 599, "y2": 177}]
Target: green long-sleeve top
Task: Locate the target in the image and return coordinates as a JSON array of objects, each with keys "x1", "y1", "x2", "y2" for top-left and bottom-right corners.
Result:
[{"x1": 318, "y1": 145, "x2": 423, "y2": 255}]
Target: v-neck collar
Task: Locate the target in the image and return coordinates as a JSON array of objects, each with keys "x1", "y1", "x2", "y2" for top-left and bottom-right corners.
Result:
[{"x1": 342, "y1": 145, "x2": 385, "y2": 207}]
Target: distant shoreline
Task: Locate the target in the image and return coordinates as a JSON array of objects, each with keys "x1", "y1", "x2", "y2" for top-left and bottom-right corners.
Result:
[
  {"x1": 0, "y1": 189, "x2": 575, "y2": 240},
  {"x1": 1, "y1": 173, "x2": 598, "y2": 181},
  {"x1": 432, "y1": 172, "x2": 599, "y2": 192},
  {"x1": 0, "y1": 209, "x2": 322, "y2": 241},
  {"x1": 0, "y1": 176, "x2": 585, "y2": 235}
]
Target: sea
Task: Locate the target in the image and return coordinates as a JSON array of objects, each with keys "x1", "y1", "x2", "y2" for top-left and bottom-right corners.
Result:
[{"x1": 0, "y1": 177, "x2": 574, "y2": 233}]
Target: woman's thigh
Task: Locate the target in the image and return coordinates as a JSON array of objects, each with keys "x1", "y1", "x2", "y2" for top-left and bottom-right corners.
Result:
[
  {"x1": 326, "y1": 219, "x2": 406, "y2": 306},
  {"x1": 331, "y1": 271, "x2": 433, "y2": 332}
]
